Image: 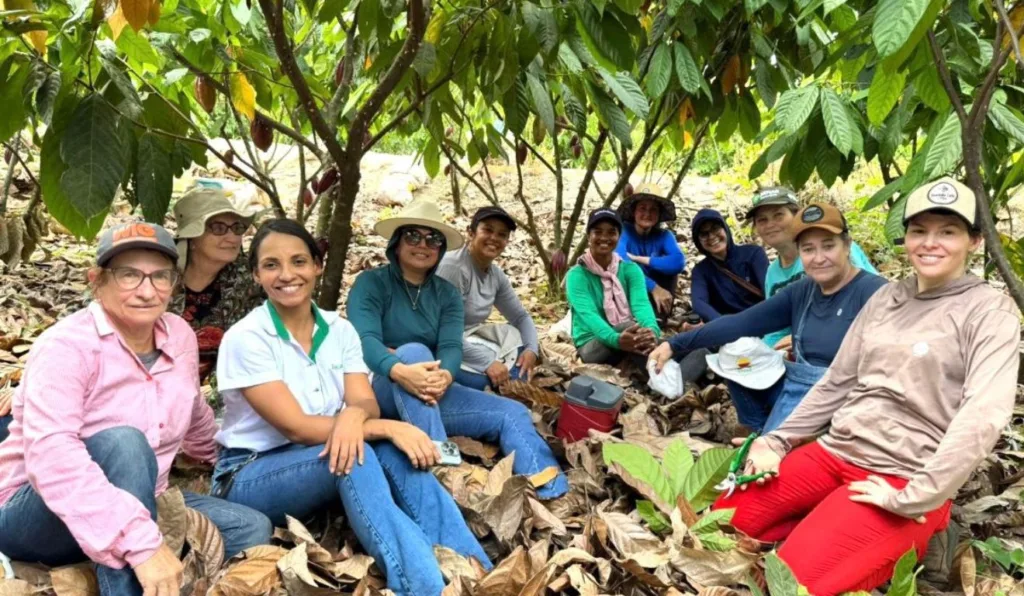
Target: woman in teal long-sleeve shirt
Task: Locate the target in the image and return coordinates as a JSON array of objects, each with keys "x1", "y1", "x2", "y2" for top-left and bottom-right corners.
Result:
[
  {"x1": 346, "y1": 200, "x2": 567, "y2": 499},
  {"x1": 566, "y1": 208, "x2": 660, "y2": 364}
]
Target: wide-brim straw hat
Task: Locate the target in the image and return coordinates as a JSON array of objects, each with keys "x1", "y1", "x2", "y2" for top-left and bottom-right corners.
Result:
[
  {"x1": 172, "y1": 186, "x2": 257, "y2": 270},
  {"x1": 373, "y1": 199, "x2": 464, "y2": 250},
  {"x1": 617, "y1": 182, "x2": 677, "y2": 224}
]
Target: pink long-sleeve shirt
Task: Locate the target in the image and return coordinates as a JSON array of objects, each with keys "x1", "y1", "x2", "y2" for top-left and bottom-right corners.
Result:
[{"x1": 0, "y1": 302, "x2": 218, "y2": 569}]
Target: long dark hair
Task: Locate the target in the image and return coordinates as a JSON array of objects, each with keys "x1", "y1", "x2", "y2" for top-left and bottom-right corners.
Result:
[{"x1": 248, "y1": 218, "x2": 322, "y2": 272}]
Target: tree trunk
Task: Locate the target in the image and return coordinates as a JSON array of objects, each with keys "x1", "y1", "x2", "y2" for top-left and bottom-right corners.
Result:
[{"x1": 317, "y1": 159, "x2": 361, "y2": 310}]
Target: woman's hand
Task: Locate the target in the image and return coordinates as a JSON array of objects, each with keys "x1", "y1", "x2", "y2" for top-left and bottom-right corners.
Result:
[
  {"x1": 516, "y1": 350, "x2": 538, "y2": 381},
  {"x1": 320, "y1": 408, "x2": 367, "y2": 475},
  {"x1": 385, "y1": 421, "x2": 441, "y2": 469},
  {"x1": 848, "y1": 476, "x2": 926, "y2": 523},
  {"x1": 736, "y1": 437, "x2": 782, "y2": 489},
  {"x1": 648, "y1": 342, "x2": 673, "y2": 373},
  {"x1": 0, "y1": 389, "x2": 11, "y2": 417},
  {"x1": 485, "y1": 361, "x2": 510, "y2": 387},
  {"x1": 619, "y1": 325, "x2": 656, "y2": 355},
  {"x1": 392, "y1": 362, "x2": 443, "y2": 404},
  {"x1": 134, "y1": 542, "x2": 183, "y2": 596},
  {"x1": 651, "y1": 285, "x2": 674, "y2": 315}
]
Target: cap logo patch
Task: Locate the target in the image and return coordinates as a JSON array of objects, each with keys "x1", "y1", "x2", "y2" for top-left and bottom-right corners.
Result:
[
  {"x1": 927, "y1": 182, "x2": 958, "y2": 205},
  {"x1": 112, "y1": 223, "x2": 159, "y2": 243},
  {"x1": 801, "y1": 205, "x2": 824, "y2": 223},
  {"x1": 736, "y1": 357, "x2": 751, "y2": 369}
]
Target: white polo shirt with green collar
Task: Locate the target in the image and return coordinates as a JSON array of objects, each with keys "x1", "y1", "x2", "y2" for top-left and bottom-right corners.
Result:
[{"x1": 215, "y1": 300, "x2": 369, "y2": 452}]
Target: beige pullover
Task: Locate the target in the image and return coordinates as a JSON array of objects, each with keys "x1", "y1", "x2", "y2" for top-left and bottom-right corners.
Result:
[{"x1": 766, "y1": 274, "x2": 1020, "y2": 518}]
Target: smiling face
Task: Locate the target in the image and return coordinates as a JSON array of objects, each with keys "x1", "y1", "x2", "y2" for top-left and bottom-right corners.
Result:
[
  {"x1": 396, "y1": 226, "x2": 443, "y2": 277},
  {"x1": 189, "y1": 213, "x2": 246, "y2": 267},
  {"x1": 253, "y1": 231, "x2": 322, "y2": 310},
  {"x1": 588, "y1": 221, "x2": 621, "y2": 259},
  {"x1": 91, "y1": 249, "x2": 176, "y2": 333},
  {"x1": 467, "y1": 218, "x2": 511, "y2": 263},
  {"x1": 633, "y1": 199, "x2": 661, "y2": 233},
  {"x1": 752, "y1": 205, "x2": 796, "y2": 248},
  {"x1": 797, "y1": 228, "x2": 852, "y2": 288},
  {"x1": 904, "y1": 212, "x2": 981, "y2": 285},
  {"x1": 697, "y1": 221, "x2": 728, "y2": 259}
]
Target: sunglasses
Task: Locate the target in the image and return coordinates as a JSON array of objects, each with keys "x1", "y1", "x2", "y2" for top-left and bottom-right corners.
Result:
[
  {"x1": 106, "y1": 267, "x2": 179, "y2": 291},
  {"x1": 206, "y1": 221, "x2": 248, "y2": 236},
  {"x1": 401, "y1": 228, "x2": 445, "y2": 249}
]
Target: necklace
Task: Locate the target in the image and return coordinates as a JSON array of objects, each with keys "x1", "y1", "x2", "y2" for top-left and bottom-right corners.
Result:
[{"x1": 403, "y1": 279, "x2": 422, "y2": 310}]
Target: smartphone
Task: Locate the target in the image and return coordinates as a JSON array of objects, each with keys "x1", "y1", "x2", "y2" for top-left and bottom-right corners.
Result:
[{"x1": 433, "y1": 440, "x2": 463, "y2": 466}]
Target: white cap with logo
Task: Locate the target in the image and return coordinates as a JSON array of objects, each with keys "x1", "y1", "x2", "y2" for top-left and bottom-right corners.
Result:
[
  {"x1": 902, "y1": 177, "x2": 977, "y2": 228},
  {"x1": 705, "y1": 337, "x2": 786, "y2": 390}
]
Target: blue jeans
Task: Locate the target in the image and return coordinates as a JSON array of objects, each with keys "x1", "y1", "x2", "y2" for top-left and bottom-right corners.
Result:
[
  {"x1": 0, "y1": 414, "x2": 10, "y2": 443},
  {"x1": 454, "y1": 363, "x2": 523, "y2": 391},
  {"x1": 213, "y1": 441, "x2": 491, "y2": 596},
  {"x1": 726, "y1": 360, "x2": 827, "y2": 433},
  {"x1": 0, "y1": 427, "x2": 272, "y2": 595},
  {"x1": 374, "y1": 343, "x2": 568, "y2": 499}
]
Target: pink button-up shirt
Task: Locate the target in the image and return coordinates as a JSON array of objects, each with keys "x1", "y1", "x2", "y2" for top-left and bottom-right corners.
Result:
[{"x1": 0, "y1": 302, "x2": 218, "y2": 569}]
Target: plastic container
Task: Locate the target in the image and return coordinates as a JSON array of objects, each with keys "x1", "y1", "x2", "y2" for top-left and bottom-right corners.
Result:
[{"x1": 556, "y1": 375, "x2": 625, "y2": 442}]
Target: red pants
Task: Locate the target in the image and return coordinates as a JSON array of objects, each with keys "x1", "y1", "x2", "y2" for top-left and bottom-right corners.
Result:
[{"x1": 712, "y1": 442, "x2": 951, "y2": 596}]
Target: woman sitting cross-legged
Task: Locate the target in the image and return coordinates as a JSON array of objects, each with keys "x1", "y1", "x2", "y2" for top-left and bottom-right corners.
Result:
[
  {"x1": 346, "y1": 200, "x2": 568, "y2": 500},
  {"x1": 566, "y1": 208, "x2": 661, "y2": 365},
  {"x1": 212, "y1": 219, "x2": 491, "y2": 596},
  {"x1": 649, "y1": 202, "x2": 888, "y2": 433},
  {"x1": 706, "y1": 178, "x2": 1020, "y2": 595},
  {"x1": 0, "y1": 222, "x2": 272, "y2": 596}
]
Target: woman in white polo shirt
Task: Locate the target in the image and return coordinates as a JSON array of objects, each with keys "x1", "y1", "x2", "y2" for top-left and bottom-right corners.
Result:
[{"x1": 212, "y1": 219, "x2": 491, "y2": 596}]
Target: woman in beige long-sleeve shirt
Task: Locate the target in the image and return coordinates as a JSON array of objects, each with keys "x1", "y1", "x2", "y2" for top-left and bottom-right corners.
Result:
[{"x1": 712, "y1": 177, "x2": 1021, "y2": 596}]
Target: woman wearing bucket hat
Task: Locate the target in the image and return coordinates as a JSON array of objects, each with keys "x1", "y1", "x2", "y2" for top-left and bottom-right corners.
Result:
[
  {"x1": 705, "y1": 178, "x2": 1020, "y2": 596},
  {"x1": 615, "y1": 183, "x2": 686, "y2": 318},
  {"x1": 346, "y1": 200, "x2": 568, "y2": 499},
  {"x1": 650, "y1": 202, "x2": 887, "y2": 434},
  {"x1": 0, "y1": 222, "x2": 272, "y2": 596},
  {"x1": 170, "y1": 186, "x2": 261, "y2": 382},
  {"x1": 567, "y1": 208, "x2": 661, "y2": 364}
]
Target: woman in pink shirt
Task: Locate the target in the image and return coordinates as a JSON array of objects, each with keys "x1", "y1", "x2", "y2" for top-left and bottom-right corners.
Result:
[{"x1": 0, "y1": 222, "x2": 271, "y2": 595}]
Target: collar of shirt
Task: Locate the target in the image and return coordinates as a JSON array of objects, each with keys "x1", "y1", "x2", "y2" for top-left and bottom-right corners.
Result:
[
  {"x1": 458, "y1": 246, "x2": 493, "y2": 278},
  {"x1": 88, "y1": 301, "x2": 177, "y2": 369},
  {"x1": 257, "y1": 301, "x2": 339, "y2": 361}
]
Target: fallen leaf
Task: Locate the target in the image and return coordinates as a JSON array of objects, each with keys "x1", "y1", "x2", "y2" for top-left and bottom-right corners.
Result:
[
  {"x1": 564, "y1": 564, "x2": 600, "y2": 596},
  {"x1": 596, "y1": 509, "x2": 670, "y2": 566},
  {"x1": 156, "y1": 487, "x2": 187, "y2": 557},
  {"x1": 185, "y1": 506, "x2": 225, "y2": 580},
  {"x1": 485, "y1": 453, "x2": 515, "y2": 495},
  {"x1": 434, "y1": 546, "x2": 479, "y2": 583},
  {"x1": 528, "y1": 466, "x2": 559, "y2": 488},
  {"x1": 671, "y1": 546, "x2": 756, "y2": 587},
  {"x1": 0, "y1": 580, "x2": 34, "y2": 596},
  {"x1": 50, "y1": 564, "x2": 98, "y2": 596},
  {"x1": 466, "y1": 475, "x2": 530, "y2": 545},
  {"x1": 474, "y1": 546, "x2": 530, "y2": 596},
  {"x1": 208, "y1": 545, "x2": 288, "y2": 596},
  {"x1": 451, "y1": 436, "x2": 500, "y2": 462},
  {"x1": 959, "y1": 544, "x2": 976, "y2": 596},
  {"x1": 548, "y1": 548, "x2": 597, "y2": 568},
  {"x1": 277, "y1": 544, "x2": 319, "y2": 589},
  {"x1": 527, "y1": 497, "x2": 568, "y2": 536},
  {"x1": 324, "y1": 554, "x2": 375, "y2": 582},
  {"x1": 527, "y1": 538, "x2": 549, "y2": 574}
]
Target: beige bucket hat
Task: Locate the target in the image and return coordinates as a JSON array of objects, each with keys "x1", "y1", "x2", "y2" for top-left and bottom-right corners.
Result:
[
  {"x1": 373, "y1": 199, "x2": 464, "y2": 250},
  {"x1": 172, "y1": 186, "x2": 257, "y2": 270}
]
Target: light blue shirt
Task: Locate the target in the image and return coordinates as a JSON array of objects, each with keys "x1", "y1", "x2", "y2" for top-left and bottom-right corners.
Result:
[{"x1": 762, "y1": 242, "x2": 878, "y2": 348}]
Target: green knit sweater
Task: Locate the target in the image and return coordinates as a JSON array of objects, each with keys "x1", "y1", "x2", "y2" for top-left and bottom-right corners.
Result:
[{"x1": 565, "y1": 260, "x2": 660, "y2": 349}]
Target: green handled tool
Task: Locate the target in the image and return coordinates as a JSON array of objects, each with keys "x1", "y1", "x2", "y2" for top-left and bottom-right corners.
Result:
[{"x1": 715, "y1": 433, "x2": 776, "y2": 498}]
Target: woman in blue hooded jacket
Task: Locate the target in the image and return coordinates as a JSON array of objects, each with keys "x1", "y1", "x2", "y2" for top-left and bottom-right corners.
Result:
[{"x1": 690, "y1": 209, "x2": 769, "y2": 322}]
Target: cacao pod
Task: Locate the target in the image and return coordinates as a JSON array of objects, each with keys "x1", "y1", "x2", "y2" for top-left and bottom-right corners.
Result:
[
  {"x1": 516, "y1": 141, "x2": 527, "y2": 165},
  {"x1": 624, "y1": 183, "x2": 634, "y2": 198},
  {"x1": 316, "y1": 237, "x2": 330, "y2": 257},
  {"x1": 3, "y1": 148, "x2": 11, "y2": 164},
  {"x1": 194, "y1": 77, "x2": 216, "y2": 114},
  {"x1": 317, "y1": 167, "x2": 339, "y2": 194},
  {"x1": 223, "y1": 150, "x2": 234, "y2": 167},
  {"x1": 445, "y1": 126, "x2": 454, "y2": 138},
  {"x1": 303, "y1": 187, "x2": 313, "y2": 207},
  {"x1": 251, "y1": 114, "x2": 273, "y2": 152},
  {"x1": 444, "y1": 163, "x2": 452, "y2": 176},
  {"x1": 550, "y1": 249, "x2": 567, "y2": 276},
  {"x1": 571, "y1": 144, "x2": 582, "y2": 159},
  {"x1": 311, "y1": 174, "x2": 319, "y2": 191},
  {"x1": 570, "y1": 134, "x2": 579, "y2": 147},
  {"x1": 335, "y1": 60, "x2": 346, "y2": 87}
]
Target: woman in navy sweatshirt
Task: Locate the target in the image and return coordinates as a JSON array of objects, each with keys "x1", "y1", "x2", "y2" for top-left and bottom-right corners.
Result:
[
  {"x1": 689, "y1": 209, "x2": 769, "y2": 322},
  {"x1": 615, "y1": 183, "x2": 685, "y2": 319}
]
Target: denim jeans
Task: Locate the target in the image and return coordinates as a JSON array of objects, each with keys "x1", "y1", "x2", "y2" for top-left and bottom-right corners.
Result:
[
  {"x1": 0, "y1": 414, "x2": 10, "y2": 443},
  {"x1": 0, "y1": 426, "x2": 272, "y2": 595},
  {"x1": 213, "y1": 440, "x2": 492, "y2": 596},
  {"x1": 373, "y1": 343, "x2": 569, "y2": 499},
  {"x1": 726, "y1": 360, "x2": 827, "y2": 433},
  {"x1": 454, "y1": 362, "x2": 523, "y2": 391}
]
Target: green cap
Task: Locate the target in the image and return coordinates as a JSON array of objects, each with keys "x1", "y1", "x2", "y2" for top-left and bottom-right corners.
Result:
[{"x1": 745, "y1": 186, "x2": 798, "y2": 220}]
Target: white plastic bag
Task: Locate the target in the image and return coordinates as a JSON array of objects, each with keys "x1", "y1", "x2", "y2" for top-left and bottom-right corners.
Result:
[{"x1": 647, "y1": 359, "x2": 684, "y2": 399}]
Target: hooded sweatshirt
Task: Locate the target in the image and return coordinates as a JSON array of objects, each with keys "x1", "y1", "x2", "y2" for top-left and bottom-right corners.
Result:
[
  {"x1": 346, "y1": 234, "x2": 465, "y2": 379},
  {"x1": 615, "y1": 224, "x2": 686, "y2": 293},
  {"x1": 766, "y1": 274, "x2": 1020, "y2": 518},
  {"x1": 690, "y1": 209, "x2": 769, "y2": 322}
]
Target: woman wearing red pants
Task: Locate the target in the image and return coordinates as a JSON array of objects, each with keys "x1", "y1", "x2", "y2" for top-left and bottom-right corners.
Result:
[{"x1": 715, "y1": 177, "x2": 1021, "y2": 596}]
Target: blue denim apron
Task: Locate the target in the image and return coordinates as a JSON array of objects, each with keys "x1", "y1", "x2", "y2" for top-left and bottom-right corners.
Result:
[{"x1": 761, "y1": 297, "x2": 828, "y2": 432}]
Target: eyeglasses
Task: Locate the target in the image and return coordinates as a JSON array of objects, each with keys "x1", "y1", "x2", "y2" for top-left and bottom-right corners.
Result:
[
  {"x1": 401, "y1": 228, "x2": 444, "y2": 249},
  {"x1": 698, "y1": 226, "x2": 722, "y2": 240},
  {"x1": 206, "y1": 221, "x2": 248, "y2": 236},
  {"x1": 107, "y1": 267, "x2": 179, "y2": 291}
]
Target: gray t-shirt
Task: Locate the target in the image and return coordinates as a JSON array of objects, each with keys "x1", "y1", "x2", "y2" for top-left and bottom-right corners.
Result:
[
  {"x1": 137, "y1": 350, "x2": 161, "y2": 371},
  {"x1": 436, "y1": 246, "x2": 540, "y2": 370}
]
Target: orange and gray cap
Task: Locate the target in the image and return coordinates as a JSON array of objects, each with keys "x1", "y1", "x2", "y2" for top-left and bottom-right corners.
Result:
[
  {"x1": 788, "y1": 202, "x2": 847, "y2": 241},
  {"x1": 96, "y1": 222, "x2": 178, "y2": 266}
]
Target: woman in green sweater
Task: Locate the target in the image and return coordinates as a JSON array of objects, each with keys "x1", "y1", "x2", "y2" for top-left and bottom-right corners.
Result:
[
  {"x1": 567, "y1": 208, "x2": 661, "y2": 363},
  {"x1": 346, "y1": 200, "x2": 567, "y2": 499}
]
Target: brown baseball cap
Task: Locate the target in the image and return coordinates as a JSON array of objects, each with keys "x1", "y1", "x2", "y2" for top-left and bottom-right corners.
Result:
[{"x1": 788, "y1": 202, "x2": 847, "y2": 240}]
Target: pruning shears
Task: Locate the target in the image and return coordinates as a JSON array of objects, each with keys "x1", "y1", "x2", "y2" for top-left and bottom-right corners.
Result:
[{"x1": 715, "y1": 433, "x2": 776, "y2": 498}]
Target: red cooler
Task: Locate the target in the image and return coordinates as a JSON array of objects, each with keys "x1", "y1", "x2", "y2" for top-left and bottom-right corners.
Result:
[{"x1": 556, "y1": 375, "x2": 625, "y2": 442}]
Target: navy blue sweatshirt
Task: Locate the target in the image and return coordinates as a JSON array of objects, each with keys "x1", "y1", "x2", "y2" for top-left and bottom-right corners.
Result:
[
  {"x1": 689, "y1": 209, "x2": 768, "y2": 322},
  {"x1": 615, "y1": 224, "x2": 686, "y2": 293},
  {"x1": 669, "y1": 271, "x2": 888, "y2": 367}
]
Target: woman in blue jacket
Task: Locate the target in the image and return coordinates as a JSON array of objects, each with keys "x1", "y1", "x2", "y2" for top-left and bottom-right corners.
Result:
[
  {"x1": 615, "y1": 183, "x2": 685, "y2": 318},
  {"x1": 689, "y1": 209, "x2": 769, "y2": 322}
]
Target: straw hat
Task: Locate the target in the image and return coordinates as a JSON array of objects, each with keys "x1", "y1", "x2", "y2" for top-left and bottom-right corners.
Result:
[
  {"x1": 617, "y1": 182, "x2": 677, "y2": 224},
  {"x1": 373, "y1": 199, "x2": 464, "y2": 250},
  {"x1": 172, "y1": 186, "x2": 257, "y2": 270}
]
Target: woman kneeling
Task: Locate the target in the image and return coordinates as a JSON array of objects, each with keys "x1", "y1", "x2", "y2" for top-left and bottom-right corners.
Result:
[
  {"x1": 213, "y1": 219, "x2": 491, "y2": 596},
  {"x1": 0, "y1": 223, "x2": 271, "y2": 595},
  {"x1": 713, "y1": 178, "x2": 1020, "y2": 595}
]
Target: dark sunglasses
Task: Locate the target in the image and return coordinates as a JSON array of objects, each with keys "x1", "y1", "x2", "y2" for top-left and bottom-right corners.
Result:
[
  {"x1": 206, "y1": 221, "x2": 248, "y2": 236},
  {"x1": 401, "y1": 228, "x2": 444, "y2": 249}
]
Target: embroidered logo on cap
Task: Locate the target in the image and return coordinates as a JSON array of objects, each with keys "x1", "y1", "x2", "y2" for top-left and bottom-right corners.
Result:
[
  {"x1": 112, "y1": 223, "x2": 159, "y2": 244},
  {"x1": 737, "y1": 357, "x2": 751, "y2": 369},
  {"x1": 927, "y1": 182, "x2": 958, "y2": 205},
  {"x1": 801, "y1": 205, "x2": 824, "y2": 222}
]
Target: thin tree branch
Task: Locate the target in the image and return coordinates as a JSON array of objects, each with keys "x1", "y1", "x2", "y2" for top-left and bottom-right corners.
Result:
[
  {"x1": 364, "y1": 72, "x2": 456, "y2": 151},
  {"x1": 928, "y1": 31, "x2": 968, "y2": 123},
  {"x1": 1, "y1": 138, "x2": 38, "y2": 188},
  {"x1": 325, "y1": 17, "x2": 360, "y2": 124},
  {"x1": 559, "y1": 129, "x2": 608, "y2": 255},
  {"x1": 667, "y1": 120, "x2": 711, "y2": 199},
  {"x1": 994, "y1": 0, "x2": 1024, "y2": 70}
]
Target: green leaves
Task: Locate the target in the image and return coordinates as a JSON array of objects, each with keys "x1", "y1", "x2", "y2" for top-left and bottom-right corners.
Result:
[
  {"x1": 872, "y1": 0, "x2": 929, "y2": 57},
  {"x1": 602, "y1": 442, "x2": 676, "y2": 511},
  {"x1": 821, "y1": 88, "x2": 854, "y2": 156},
  {"x1": 527, "y1": 73, "x2": 555, "y2": 134},
  {"x1": 588, "y1": 81, "x2": 633, "y2": 148},
  {"x1": 680, "y1": 447, "x2": 733, "y2": 511},
  {"x1": 603, "y1": 440, "x2": 728, "y2": 514},
  {"x1": 924, "y1": 112, "x2": 962, "y2": 177},
  {"x1": 599, "y1": 70, "x2": 649, "y2": 119},
  {"x1": 135, "y1": 132, "x2": 173, "y2": 223},
  {"x1": 662, "y1": 439, "x2": 695, "y2": 498},
  {"x1": 59, "y1": 95, "x2": 129, "y2": 221},
  {"x1": 989, "y1": 101, "x2": 1024, "y2": 146},
  {"x1": 673, "y1": 43, "x2": 701, "y2": 95},
  {"x1": 575, "y1": 2, "x2": 635, "y2": 72},
  {"x1": 886, "y1": 548, "x2": 922, "y2": 596},
  {"x1": 645, "y1": 43, "x2": 672, "y2": 99},
  {"x1": 775, "y1": 85, "x2": 819, "y2": 134},
  {"x1": 765, "y1": 553, "x2": 801, "y2": 596},
  {"x1": 867, "y1": 68, "x2": 907, "y2": 125}
]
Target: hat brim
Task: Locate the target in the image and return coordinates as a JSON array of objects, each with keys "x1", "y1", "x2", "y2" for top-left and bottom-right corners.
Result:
[
  {"x1": 586, "y1": 212, "x2": 623, "y2": 233},
  {"x1": 475, "y1": 212, "x2": 518, "y2": 231},
  {"x1": 745, "y1": 198, "x2": 798, "y2": 221},
  {"x1": 792, "y1": 222, "x2": 845, "y2": 240},
  {"x1": 618, "y1": 195, "x2": 677, "y2": 224},
  {"x1": 176, "y1": 209, "x2": 257, "y2": 240},
  {"x1": 98, "y1": 241, "x2": 179, "y2": 267},
  {"x1": 374, "y1": 217, "x2": 464, "y2": 250},
  {"x1": 705, "y1": 352, "x2": 785, "y2": 390}
]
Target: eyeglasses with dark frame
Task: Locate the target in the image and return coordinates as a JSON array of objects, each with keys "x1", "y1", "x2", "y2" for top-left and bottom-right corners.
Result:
[
  {"x1": 401, "y1": 228, "x2": 445, "y2": 249},
  {"x1": 106, "y1": 267, "x2": 179, "y2": 291},
  {"x1": 206, "y1": 221, "x2": 249, "y2": 236}
]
